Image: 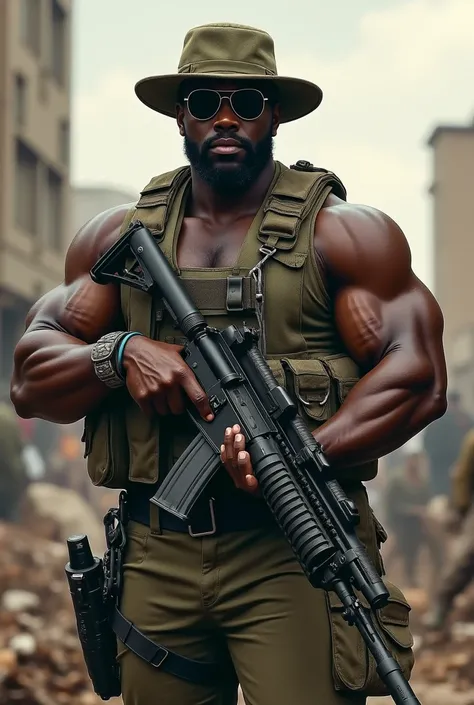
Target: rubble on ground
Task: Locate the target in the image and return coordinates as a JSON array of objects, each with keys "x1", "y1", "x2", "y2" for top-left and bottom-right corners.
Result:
[
  {"x1": 413, "y1": 592, "x2": 474, "y2": 700},
  {"x1": 0, "y1": 520, "x2": 115, "y2": 704},
  {"x1": 387, "y1": 582, "x2": 474, "y2": 705},
  {"x1": 19, "y1": 482, "x2": 106, "y2": 556},
  {"x1": 3, "y1": 514, "x2": 474, "y2": 704}
]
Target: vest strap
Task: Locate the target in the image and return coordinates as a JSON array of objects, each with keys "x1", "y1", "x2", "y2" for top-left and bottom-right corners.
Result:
[
  {"x1": 135, "y1": 166, "x2": 191, "y2": 237},
  {"x1": 155, "y1": 276, "x2": 257, "y2": 319},
  {"x1": 258, "y1": 164, "x2": 346, "y2": 251}
]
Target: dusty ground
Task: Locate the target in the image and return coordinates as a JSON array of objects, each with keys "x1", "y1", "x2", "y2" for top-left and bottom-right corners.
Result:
[{"x1": 1, "y1": 519, "x2": 474, "y2": 705}]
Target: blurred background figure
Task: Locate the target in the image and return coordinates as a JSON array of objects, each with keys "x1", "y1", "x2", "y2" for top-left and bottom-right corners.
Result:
[
  {"x1": 0, "y1": 385, "x2": 29, "y2": 521},
  {"x1": 423, "y1": 391, "x2": 473, "y2": 500},
  {"x1": 424, "y1": 426, "x2": 474, "y2": 630},
  {"x1": 382, "y1": 437, "x2": 442, "y2": 590}
]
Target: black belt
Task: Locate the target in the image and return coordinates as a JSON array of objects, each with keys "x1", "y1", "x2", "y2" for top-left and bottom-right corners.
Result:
[
  {"x1": 128, "y1": 490, "x2": 277, "y2": 535},
  {"x1": 112, "y1": 607, "x2": 232, "y2": 685},
  {"x1": 127, "y1": 480, "x2": 364, "y2": 536}
]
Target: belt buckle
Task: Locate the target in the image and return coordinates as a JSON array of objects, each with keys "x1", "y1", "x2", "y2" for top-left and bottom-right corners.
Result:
[
  {"x1": 151, "y1": 646, "x2": 169, "y2": 669},
  {"x1": 188, "y1": 498, "x2": 217, "y2": 538}
]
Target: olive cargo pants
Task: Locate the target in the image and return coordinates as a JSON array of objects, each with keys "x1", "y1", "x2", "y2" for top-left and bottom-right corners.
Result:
[
  {"x1": 118, "y1": 488, "x2": 391, "y2": 705},
  {"x1": 118, "y1": 486, "x2": 413, "y2": 705}
]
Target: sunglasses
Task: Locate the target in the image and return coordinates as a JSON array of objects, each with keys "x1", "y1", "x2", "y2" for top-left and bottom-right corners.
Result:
[{"x1": 184, "y1": 88, "x2": 268, "y2": 122}]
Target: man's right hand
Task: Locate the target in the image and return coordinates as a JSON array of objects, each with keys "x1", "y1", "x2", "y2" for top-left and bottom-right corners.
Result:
[{"x1": 122, "y1": 336, "x2": 214, "y2": 421}]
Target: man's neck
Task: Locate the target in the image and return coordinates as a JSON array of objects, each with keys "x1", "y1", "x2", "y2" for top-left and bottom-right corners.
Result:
[{"x1": 189, "y1": 159, "x2": 275, "y2": 221}]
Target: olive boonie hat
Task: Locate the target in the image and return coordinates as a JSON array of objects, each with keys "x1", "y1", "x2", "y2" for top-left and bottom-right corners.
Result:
[{"x1": 135, "y1": 23, "x2": 323, "y2": 124}]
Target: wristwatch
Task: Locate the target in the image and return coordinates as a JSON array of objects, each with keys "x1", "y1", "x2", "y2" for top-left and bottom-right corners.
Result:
[{"x1": 91, "y1": 331, "x2": 127, "y2": 389}]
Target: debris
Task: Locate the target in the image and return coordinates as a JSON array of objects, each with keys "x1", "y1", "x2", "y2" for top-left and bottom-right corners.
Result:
[
  {"x1": 2, "y1": 589, "x2": 40, "y2": 613},
  {"x1": 2, "y1": 515, "x2": 474, "y2": 704},
  {"x1": 0, "y1": 520, "x2": 113, "y2": 704}
]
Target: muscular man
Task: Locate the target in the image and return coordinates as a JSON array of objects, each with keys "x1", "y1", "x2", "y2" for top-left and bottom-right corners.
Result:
[{"x1": 11, "y1": 22, "x2": 446, "y2": 705}]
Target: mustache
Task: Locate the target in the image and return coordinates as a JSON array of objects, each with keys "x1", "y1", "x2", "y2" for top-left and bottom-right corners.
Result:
[{"x1": 203, "y1": 134, "x2": 253, "y2": 153}]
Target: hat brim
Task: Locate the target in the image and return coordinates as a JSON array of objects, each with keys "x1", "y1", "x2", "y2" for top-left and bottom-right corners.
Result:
[{"x1": 134, "y1": 74, "x2": 323, "y2": 123}]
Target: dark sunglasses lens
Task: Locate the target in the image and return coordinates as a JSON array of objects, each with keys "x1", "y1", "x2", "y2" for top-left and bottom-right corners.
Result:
[
  {"x1": 187, "y1": 90, "x2": 221, "y2": 120},
  {"x1": 231, "y1": 89, "x2": 265, "y2": 119}
]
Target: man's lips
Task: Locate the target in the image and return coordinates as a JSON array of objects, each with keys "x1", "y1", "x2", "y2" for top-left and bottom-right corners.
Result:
[{"x1": 208, "y1": 139, "x2": 245, "y2": 155}]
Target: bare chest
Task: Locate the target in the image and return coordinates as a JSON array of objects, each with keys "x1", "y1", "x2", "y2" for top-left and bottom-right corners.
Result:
[{"x1": 176, "y1": 215, "x2": 255, "y2": 269}]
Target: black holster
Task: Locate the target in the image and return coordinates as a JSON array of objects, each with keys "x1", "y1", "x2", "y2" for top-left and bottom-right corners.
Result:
[
  {"x1": 66, "y1": 491, "x2": 227, "y2": 700},
  {"x1": 65, "y1": 491, "x2": 128, "y2": 700}
]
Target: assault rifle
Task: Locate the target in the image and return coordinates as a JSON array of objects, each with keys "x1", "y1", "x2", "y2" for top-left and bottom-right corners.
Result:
[{"x1": 91, "y1": 220, "x2": 421, "y2": 705}]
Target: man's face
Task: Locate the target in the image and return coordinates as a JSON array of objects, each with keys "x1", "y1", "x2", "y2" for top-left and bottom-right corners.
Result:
[{"x1": 176, "y1": 80, "x2": 280, "y2": 194}]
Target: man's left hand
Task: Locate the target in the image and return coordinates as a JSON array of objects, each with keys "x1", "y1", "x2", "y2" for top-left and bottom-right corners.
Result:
[{"x1": 220, "y1": 425, "x2": 260, "y2": 494}]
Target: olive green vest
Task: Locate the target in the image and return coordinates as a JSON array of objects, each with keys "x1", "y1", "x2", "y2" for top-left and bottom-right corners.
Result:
[{"x1": 83, "y1": 161, "x2": 378, "y2": 489}]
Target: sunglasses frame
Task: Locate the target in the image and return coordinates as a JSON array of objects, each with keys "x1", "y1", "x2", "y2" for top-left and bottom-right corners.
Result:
[{"x1": 184, "y1": 88, "x2": 268, "y2": 122}]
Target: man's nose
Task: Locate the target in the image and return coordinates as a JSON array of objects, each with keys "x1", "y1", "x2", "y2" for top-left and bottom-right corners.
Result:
[{"x1": 213, "y1": 97, "x2": 239, "y2": 131}]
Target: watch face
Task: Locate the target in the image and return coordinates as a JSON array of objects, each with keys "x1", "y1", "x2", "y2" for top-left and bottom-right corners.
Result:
[
  {"x1": 91, "y1": 341, "x2": 114, "y2": 362},
  {"x1": 91, "y1": 332, "x2": 122, "y2": 362}
]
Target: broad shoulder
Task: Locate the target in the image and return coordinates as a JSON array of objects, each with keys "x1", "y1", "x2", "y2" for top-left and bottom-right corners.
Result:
[
  {"x1": 65, "y1": 202, "x2": 135, "y2": 281},
  {"x1": 315, "y1": 194, "x2": 412, "y2": 292}
]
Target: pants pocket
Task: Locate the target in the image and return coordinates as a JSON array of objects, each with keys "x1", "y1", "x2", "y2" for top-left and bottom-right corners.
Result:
[
  {"x1": 326, "y1": 579, "x2": 415, "y2": 696},
  {"x1": 123, "y1": 521, "x2": 150, "y2": 566}
]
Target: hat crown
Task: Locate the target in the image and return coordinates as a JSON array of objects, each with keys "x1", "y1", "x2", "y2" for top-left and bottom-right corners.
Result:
[{"x1": 178, "y1": 23, "x2": 278, "y2": 77}]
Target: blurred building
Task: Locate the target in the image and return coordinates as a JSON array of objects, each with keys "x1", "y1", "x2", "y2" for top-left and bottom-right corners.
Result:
[
  {"x1": 0, "y1": 0, "x2": 72, "y2": 387},
  {"x1": 428, "y1": 119, "x2": 474, "y2": 412},
  {"x1": 71, "y1": 185, "x2": 138, "y2": 245}
]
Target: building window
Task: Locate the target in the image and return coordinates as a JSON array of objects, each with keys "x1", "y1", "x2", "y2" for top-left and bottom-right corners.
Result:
[
  {"x1": 46, "y1": 167, "x2": 63, "y2": 251},
  {"x1": 51, "y1": 0, "x2": 67, "y2": 86},
  {"x1": 20, "y1": 0, "x2": 41, "y2": 56},
  {"x1": 58, "y1": 119, "x2": 70, "y2": 165},
  {"x1": 13, "y1": 74, "x2": 27, "y2": 128},
  {"x1": 38, "y1": 68, "x2": 49, "y2": 105},
  {"x1": 15, "y1": 140, "x2": 38, "y2": 235}
]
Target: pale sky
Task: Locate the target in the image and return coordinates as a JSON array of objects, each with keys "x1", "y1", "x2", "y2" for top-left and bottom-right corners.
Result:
[{"x1": 70, "y1": 0, "x2": 474, "y2": 287}]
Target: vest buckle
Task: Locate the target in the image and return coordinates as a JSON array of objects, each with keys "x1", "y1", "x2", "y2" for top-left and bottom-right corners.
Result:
[
  {"x1": 248, "y1": 245, "x2": 277, "y2": 278},
  {"x1": 226, "y1": 277, "x2": 245, "y2": 312}
]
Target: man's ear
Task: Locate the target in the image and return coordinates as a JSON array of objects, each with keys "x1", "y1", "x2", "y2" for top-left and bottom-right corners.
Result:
[
  {"x1": 176, "y1": 104, "x2": 185, "y2": 136},
  {"x1": 271, "y1": 104, "x2": 280, "y2": 137}
]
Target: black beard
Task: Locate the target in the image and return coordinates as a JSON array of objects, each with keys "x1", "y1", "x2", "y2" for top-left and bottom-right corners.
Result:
[{"x1": 184, "y1": 128, "x2": 274, "y2": 195}]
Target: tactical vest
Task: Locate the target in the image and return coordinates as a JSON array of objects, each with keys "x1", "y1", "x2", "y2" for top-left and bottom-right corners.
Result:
[{"x1": 83, "y1": 160, "x2": 378, "y2": 489}]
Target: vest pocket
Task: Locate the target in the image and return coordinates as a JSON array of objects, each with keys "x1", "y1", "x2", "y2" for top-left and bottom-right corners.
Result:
[
  {"x1": 83, "y1": 398, "x2": 130, "y2": 488},
  {"x1": 322, "y1": 355, "x2": 360, "y2": 404},
  {"x1": 326, "y1": 579, "x2": 415, "y2": 696},
  {"x1": 266, "y1": 356, "x2": 355, "y2": 428},
  {"x1": 279, "y1": 358, "x2": 332, "y2": 427},
  {"x1": 125, "y1": 402, "x2": 159, "y2": 484}
]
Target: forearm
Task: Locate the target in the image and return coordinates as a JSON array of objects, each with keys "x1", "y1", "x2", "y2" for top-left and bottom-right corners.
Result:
[
  {"x1": 11, "y1": 330, "x2": 111, "y2": 423},
  {"x1": 314, "y1": 351, "x2": 445, "y2": 467}
]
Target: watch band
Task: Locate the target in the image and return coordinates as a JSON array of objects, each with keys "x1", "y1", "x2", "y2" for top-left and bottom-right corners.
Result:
[{"x1": 91, "y1": 331, "x2": 128, "y2": 389}]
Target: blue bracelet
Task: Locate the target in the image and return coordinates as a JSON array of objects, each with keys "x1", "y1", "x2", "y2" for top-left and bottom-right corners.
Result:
[{"x1": 116, "y1": 332, "x2": 143, "y2": 378}]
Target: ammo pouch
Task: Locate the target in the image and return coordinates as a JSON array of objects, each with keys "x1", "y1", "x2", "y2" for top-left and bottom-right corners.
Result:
[
  {"x1": 326, "y1": 580, "x2": 415, "y2": 696},
  {"x1": 82, "y1": 390, "x2": 160, "y2": 489},
  {"x1": 321, "y1": 484, "x2": 415, "y2": 696}
]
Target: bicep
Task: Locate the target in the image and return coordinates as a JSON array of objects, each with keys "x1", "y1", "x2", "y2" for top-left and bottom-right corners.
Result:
[
  {"x1": 334, "y1": 277, "x2": 444, "y2": 377},
  {"x1": 24, "y1": 276, "x2": 121, "y2": 344},
  {"x1": 323, "y1": 206, "x2": 445, "y2": 376}
]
